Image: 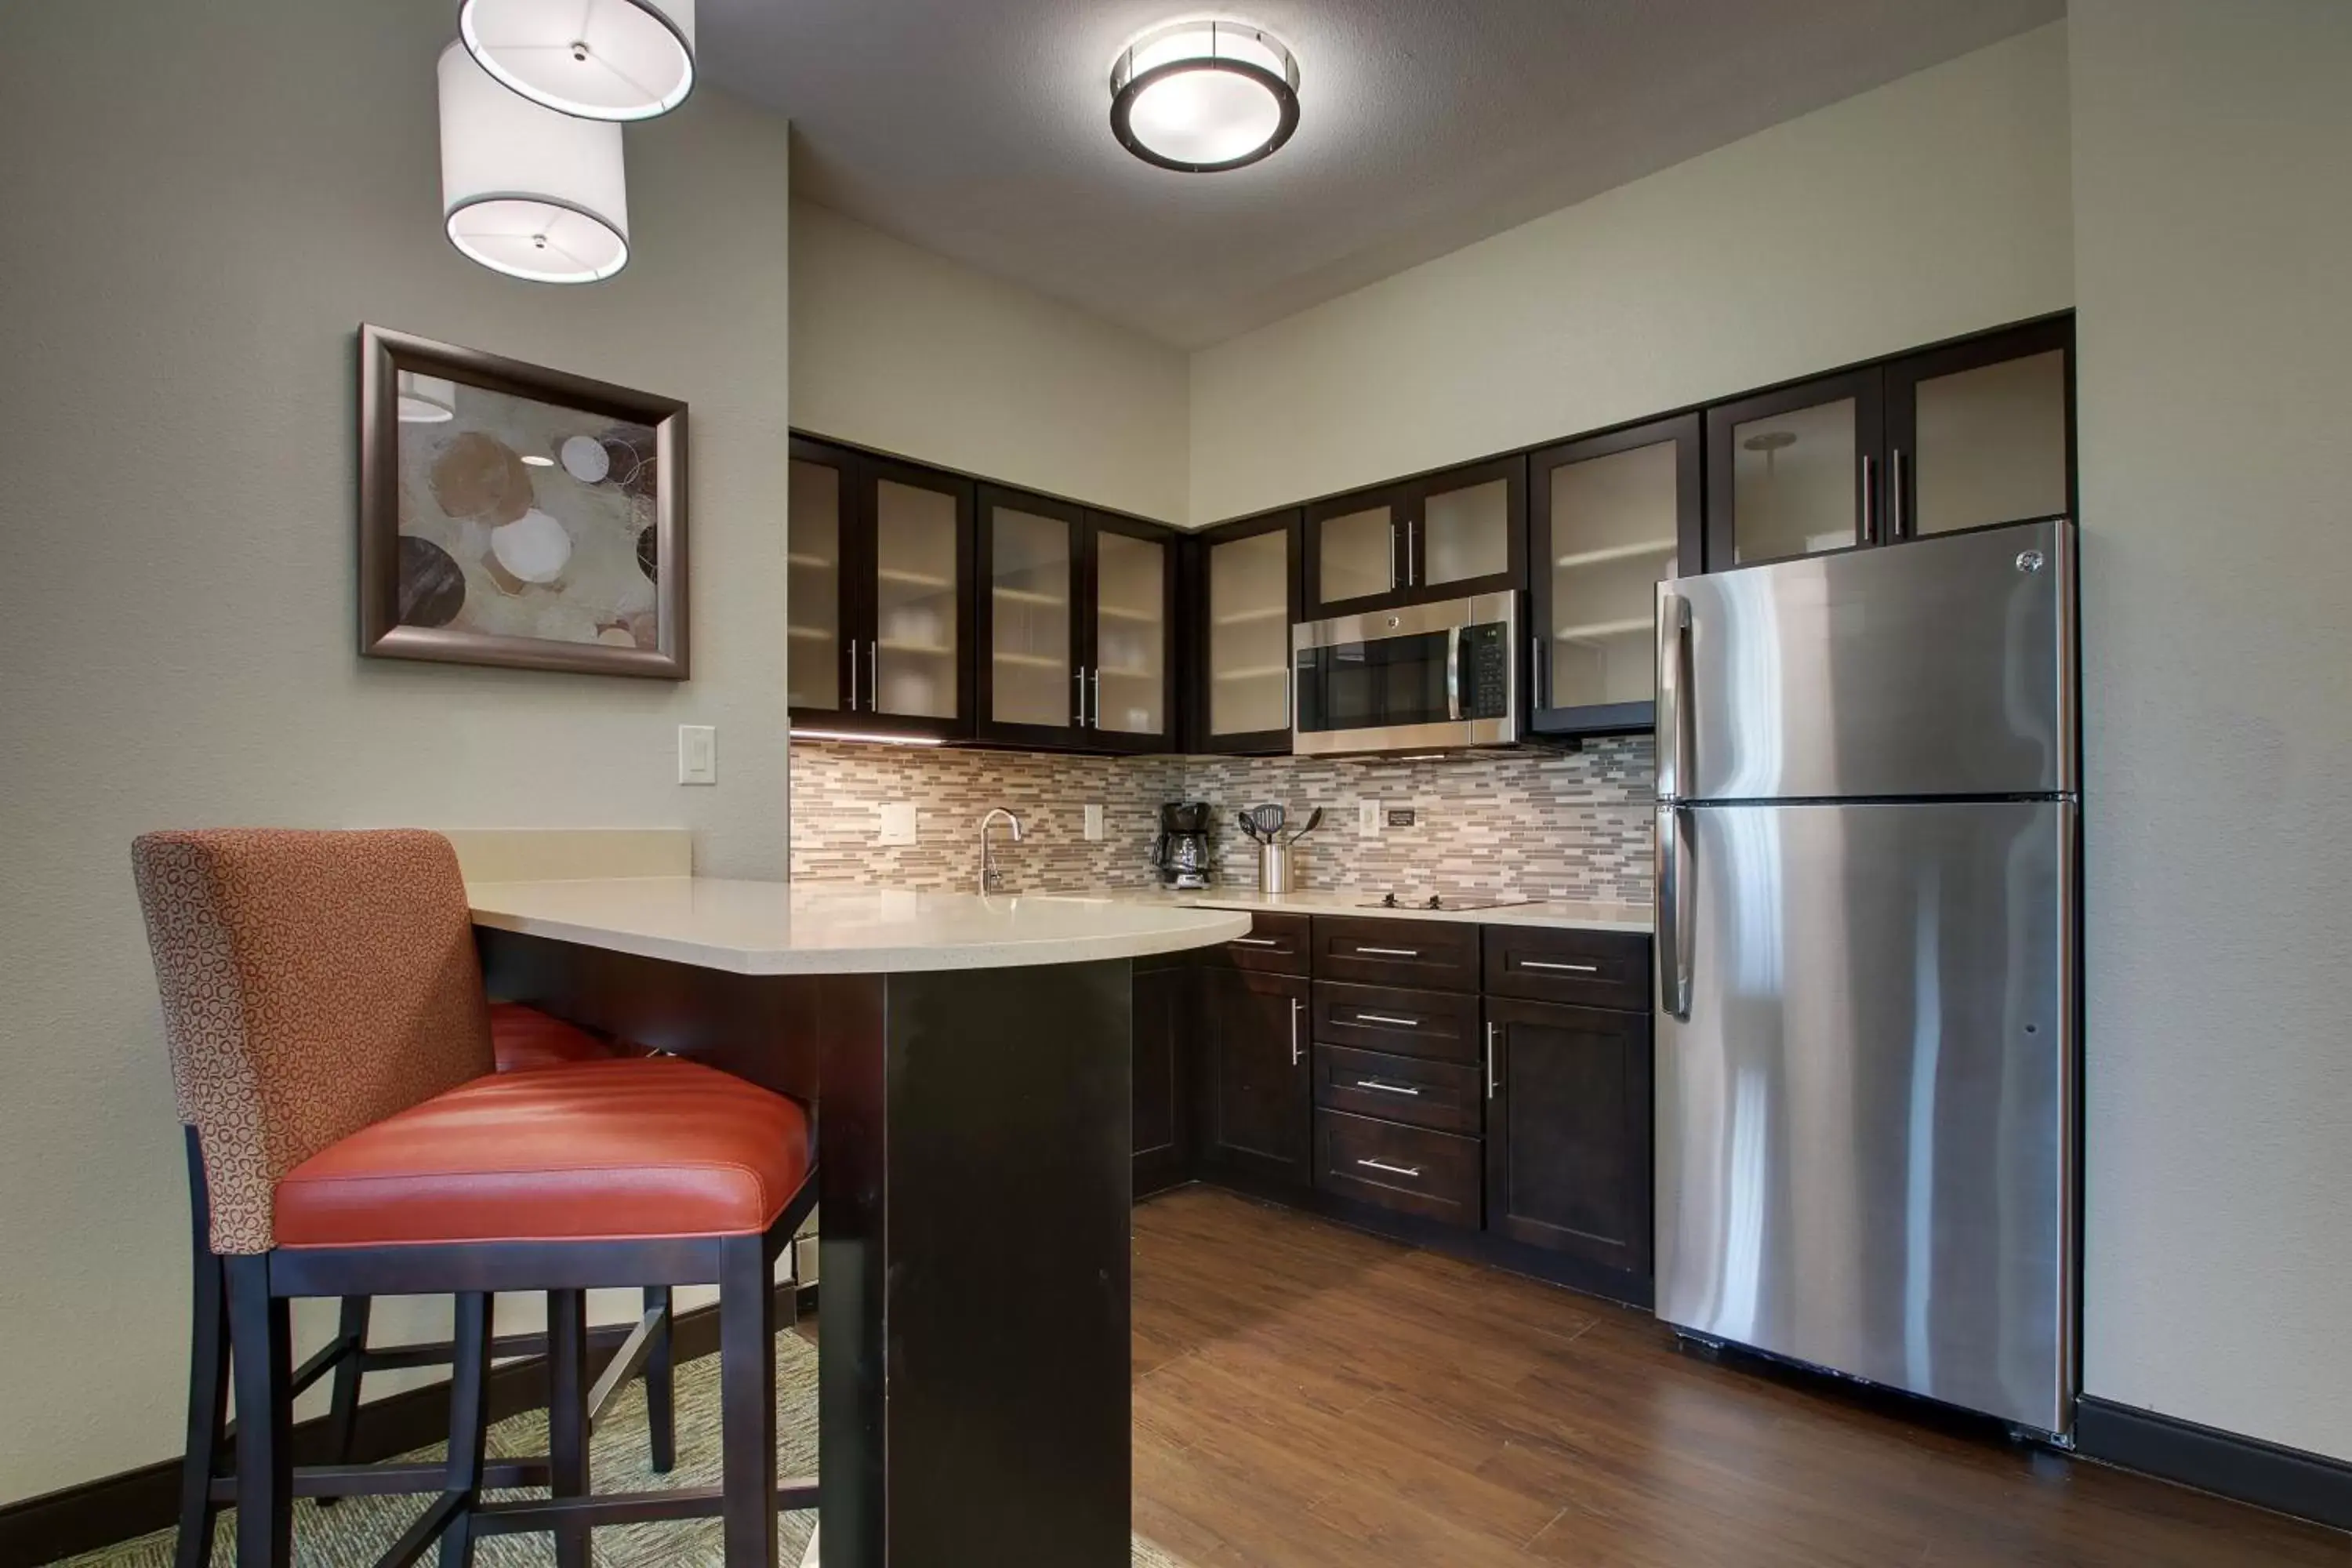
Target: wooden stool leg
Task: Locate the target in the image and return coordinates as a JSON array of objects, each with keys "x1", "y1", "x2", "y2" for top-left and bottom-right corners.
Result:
[
  {"x1": 438, "y1": 1292, "x2": 493, "y2": 1568},
  {"x1": 644, "y1": 1287, "x2": 676, "y2": 1475},
  {"x1": 720, "y1": 1236, "x2": 779, "y2": 1568},
  {"x1": 225, "y1": 1256, "x2": 292, "y2": 1568},
  {"x1": 547, "y1": 1289, "x2": 593, "y2": 1568},
  {"x1": 174, "y1": 1247, "x2": 230, "y2": 1568},
  {"x1": 314, "y1": 1293, "x2": 372, "y2": 1508}
]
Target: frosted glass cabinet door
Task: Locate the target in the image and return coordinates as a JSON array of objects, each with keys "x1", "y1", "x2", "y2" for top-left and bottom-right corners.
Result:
[
  {"x1": 1706, "y1": 368, "x2": 1886, "y2": 571},
  {"x1": 786, "y1": 452, "x2": 846, "y2": 712},
  {"x1": 1207, "y1": 524, "x2": 1294, "y2": 742},
  {"x1": 872, "y1": 477, "x2": 962, "y2": 720},
  {"x1": 1889, "y1": 319, "x2": 2072, "y2": 540},
  {"x1": 1422, "y1": 477, "x2": 1511, "y2": 588},
  {"x1": 1315, "y1": 503, "x2": 1397, "y2": 607},
  {"x1": 1092, "y1": 527, "x2": 1169, "y2": 739},
  {"x1": 1529, "y1": 414, "x2": 1700, "y2": 731},
  {"x1": 985, "y1": 495, "x2": 1078, "y2": 733}
]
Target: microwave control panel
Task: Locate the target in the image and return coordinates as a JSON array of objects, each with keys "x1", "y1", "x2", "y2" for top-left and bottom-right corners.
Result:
[{"x1": 1462, "y1": 622, "x2": 1509, "y2": 719}]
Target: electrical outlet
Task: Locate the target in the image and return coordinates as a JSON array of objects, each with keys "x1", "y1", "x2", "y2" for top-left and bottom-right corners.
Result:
[
  {"x1": 1083, "y1": 804, "x2": 1105, "y2": 842},
  {"x1": 677, "y1": 725, "x2": 717, "y2": 785},
  {"x1": 1358, "y1": 799, "x2": 1381, "y2": 836},
  {"x1": 877, "y1": 802, "x2": 916, "y2": 846},
  {"x1": 1388, "y1": 808, "x2": 1417, "y2": 829}
]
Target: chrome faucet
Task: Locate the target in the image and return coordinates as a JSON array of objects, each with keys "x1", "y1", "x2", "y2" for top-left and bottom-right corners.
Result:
[{"x1": 978, "y1": 808, "x2": 1025, "y2": 895}]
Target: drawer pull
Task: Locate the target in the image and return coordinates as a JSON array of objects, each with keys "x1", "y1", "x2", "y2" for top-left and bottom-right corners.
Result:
[
  {"x1": 1354, "y1": 946, "x2": 1421, "y2": 958},
  {"x1": 1356, "y1": 1157, "x2": 1423, "y2": 1179},
  {"x1": 1520, "y1": 959, "x2": 1599, "y2": 974},
  {"x1": 1354, "y1": 1079, "x2": 1423, "y2": 1097},
  {"x1": 1230, "y1": 937, "x2": 1280, "y2": 947},
  {"x1": 1355, "y1": 1012, "x2": 1421, "y2": 1028}
]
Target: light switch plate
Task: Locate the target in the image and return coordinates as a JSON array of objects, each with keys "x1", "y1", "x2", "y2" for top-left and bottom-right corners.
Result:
[
  {"x1": 1083, "y1": 804, "x2": 1105, "y2": 841},
  {"x1": 677, "y1": 725, "x2": 717, "y2": 786},
  {"x1": 878, "y1": 802, "x2": 917, "y2": 845},
  {"x1": 1358, "y1": 799, "x2": 1381, "y2": 836}
]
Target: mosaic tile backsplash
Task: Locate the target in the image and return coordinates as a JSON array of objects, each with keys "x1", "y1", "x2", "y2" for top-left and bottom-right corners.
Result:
[{"x1": 789, "y1": 738, "x2": 1655, "y2": 905}]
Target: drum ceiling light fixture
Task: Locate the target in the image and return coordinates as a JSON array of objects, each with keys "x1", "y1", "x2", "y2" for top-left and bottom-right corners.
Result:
[
  {"x1": 1109, "y1": 19, "x2": 1301, "y2": 173},
  {"x1": 438, "y1": 42, "x2": 630, "y2": 283},
  {"x1": 458, "y1": 0, "x2": 696, "y2": 122}
]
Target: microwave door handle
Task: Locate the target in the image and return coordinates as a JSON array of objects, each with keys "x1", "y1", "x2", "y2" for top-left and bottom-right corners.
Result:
[{"x1": 1446, "y1": 625, "x2": 1463, "y2": 721}]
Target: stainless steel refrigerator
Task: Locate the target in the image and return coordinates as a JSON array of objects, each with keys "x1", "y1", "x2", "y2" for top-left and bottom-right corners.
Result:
[{"x1": 1652, "y1": 516, "x2": 2078, "y2": 1436}]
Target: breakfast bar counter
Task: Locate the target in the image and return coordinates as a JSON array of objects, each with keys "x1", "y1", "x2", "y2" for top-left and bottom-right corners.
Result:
[{"x1": 466, "y1": 877, "x2": 1249, "y2": 1568}]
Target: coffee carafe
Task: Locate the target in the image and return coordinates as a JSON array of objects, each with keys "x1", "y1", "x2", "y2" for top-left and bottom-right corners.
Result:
[{"x1": 1152, "y1": 801, "x2": 1213, "y2": 891}]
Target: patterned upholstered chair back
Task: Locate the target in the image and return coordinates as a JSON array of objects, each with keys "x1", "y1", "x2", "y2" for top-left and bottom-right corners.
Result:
[{"x1": 131, "y1": 829, "x2": 495, "y2": 1254}]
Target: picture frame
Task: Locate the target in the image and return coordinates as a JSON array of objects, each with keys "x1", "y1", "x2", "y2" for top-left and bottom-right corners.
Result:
[{"x1": 358, "y1": 324, "x2": 690, "y2": 678}]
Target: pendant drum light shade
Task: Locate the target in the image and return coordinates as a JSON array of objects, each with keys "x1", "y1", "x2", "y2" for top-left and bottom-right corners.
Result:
[
  {"x1": 459, "y1": 0, "x2": 695, "y2": 122},
  {"x1": 1110, "y1": 20, "x2": 1300, "y2": 172},
  {"x1": 397, "y1": 371, "x2": 458, "y2": 422},
  {"x1": 438, "y1": 42, "x2": 630, "y2": 284}
]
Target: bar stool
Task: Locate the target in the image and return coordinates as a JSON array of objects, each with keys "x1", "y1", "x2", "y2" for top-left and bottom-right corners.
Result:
[
  {"x1": 134, "y1": 829, "x2": 816, "y2": 1568},
  {"x1": 169, "y1": 1003, "x2": 682, "y2": 1567}
]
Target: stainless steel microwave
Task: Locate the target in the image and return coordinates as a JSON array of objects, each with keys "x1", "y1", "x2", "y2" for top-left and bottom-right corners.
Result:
[{"x1": 1292, "y1": 593, "x2": 1519, "y2": 756}]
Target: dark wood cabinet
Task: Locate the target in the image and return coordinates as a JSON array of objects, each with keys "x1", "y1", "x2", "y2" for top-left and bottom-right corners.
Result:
[
  {"x1": 1133, "y1": 954, "x2": 1193, "y2": 1198},
  {"x1": 975, "y1": 484, "x2": 1179, "y2": 753},
  {"x1": 1483, "y1": 996, "x2": 1652, "y2": 1276},
  {"x1": 1186, "y1": 509, "x2": 1301, "y2": 754},
  {"x1": 1526, "y1": 414, "x2": 1701, "y2": 739},
  {"x1": 1704, "y1": 317, "x2": 2071, "y2": 574},
  {"x1": 787, "y1": 436, "x2": 976, "y2": 741},
  {"x1": 1194, "y1": 967, "x2": 1312, "y2": 1191},
  {"x1": 1302, "y1": 455, "x2": 1527, "y2": 619},
  {"x1": 1315, "y1": 1109, "x2": 1482, "y2": 1227}
]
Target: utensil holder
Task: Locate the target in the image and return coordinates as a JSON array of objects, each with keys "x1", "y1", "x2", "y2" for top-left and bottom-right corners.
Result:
[{"x1": 1258, "y1": 842, "x2": 1294, "y2": 895}]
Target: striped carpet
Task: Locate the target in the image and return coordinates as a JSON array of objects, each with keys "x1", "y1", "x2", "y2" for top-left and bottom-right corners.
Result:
[{"x1": 53, "y1": 1331, "x2": 1182, "y2": 1566}]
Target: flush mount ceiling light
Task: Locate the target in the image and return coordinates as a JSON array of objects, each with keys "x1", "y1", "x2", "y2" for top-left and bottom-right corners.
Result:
[
  {"x1": 1109, "y1": 20, "x2": 1300, "y2": 173},
  {"x1": 439, "y1": 42, "x2": 630, "y2": 283},
  {"x1": 458, "y1": 0, "x2": 695, "y2": 122}
]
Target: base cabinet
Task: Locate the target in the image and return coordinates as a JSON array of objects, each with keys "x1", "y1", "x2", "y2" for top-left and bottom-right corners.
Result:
[
  {"x1": 1483, "y1": 996, "x2": 1653, "y2": 1276},
  {"x1": 1193, "y1": 967, "x2": 1312, "y2": 1191},
  {"x1": 1133, "y1": 955, "x2": 1193, "y2": 1198}
]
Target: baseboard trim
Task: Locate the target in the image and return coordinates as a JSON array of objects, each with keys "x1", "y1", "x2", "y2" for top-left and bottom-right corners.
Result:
[
  {"x1": 0, "y1": 1283, "x2": 818, "y2": 1568},
  {"x1": 2076, "y1": 1395, "x2": 2352, "y2": 1534}
]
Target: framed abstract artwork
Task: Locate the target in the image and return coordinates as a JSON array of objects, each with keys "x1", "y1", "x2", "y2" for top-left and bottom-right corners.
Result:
[{"x1": 358, "y1": 324, "x2": 689, "y2": 677}]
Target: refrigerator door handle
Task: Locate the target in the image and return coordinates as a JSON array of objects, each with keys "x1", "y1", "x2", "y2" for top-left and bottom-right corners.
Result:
[
  {"x1": 1657, "y1": 804, "x2": 1692, "y2": 1018},
  {"x1": 1655, "y1": 588, "x2": 1691, "y2": 802}
]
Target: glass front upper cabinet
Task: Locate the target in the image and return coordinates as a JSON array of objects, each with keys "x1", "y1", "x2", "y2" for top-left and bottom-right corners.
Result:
[
  {"x1": 1304, "y1": 456, "x2": 1525, "y2": 616},
  {"x1": 1706, "y1": 369, "x2": 1885, "y2": 570},
  {"x1": 1091, "y1": 524, "x2": 1170, "y2": 744},
  {"x1": 984, "y1": 497, "x2": 1079, "y2": 738},
  {"x1": 786, "y1": 437, "x2": 973, "y2": 740},
  {"x1": 1887, "y1": 318, "x2": 2071, "y2": 540},
  {"x1": 1528, "y1": 415, "x2": 1700, "y2": 735},
  {"x1": 1200, "y1": 516, "x2": 1297, "y2": 751}
]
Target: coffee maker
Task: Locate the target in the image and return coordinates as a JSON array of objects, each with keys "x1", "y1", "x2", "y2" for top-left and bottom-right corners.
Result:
[{"x1": 1152, "y1": 801, "x2": 1213, "y2": 891}]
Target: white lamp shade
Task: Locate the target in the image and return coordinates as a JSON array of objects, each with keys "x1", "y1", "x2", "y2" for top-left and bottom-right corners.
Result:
[
  {"x1": 439, "y1": 42, "x2": 630, "y2": 284},
  {"x1": 459, "y1": 0, "x2": 695, "y2": 122},
  {"x1": 397, "y1": 371, "x2": 457, "y2": 423}
]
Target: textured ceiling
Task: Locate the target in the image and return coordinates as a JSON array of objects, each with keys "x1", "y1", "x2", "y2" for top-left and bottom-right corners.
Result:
[{"x1": 702, "y1": 0, "x2": 2063, "y2": 348}]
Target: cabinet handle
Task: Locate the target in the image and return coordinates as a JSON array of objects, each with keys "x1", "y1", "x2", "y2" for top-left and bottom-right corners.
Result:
[
  {"x1": 1357, "y1": 1157, "x2": 1423, "y2": 1179},
  {"x1": 1089, "y1": 667, "x2": 1100, "y2": 728},
  {"x1": 1356, "y1": 1011, "x2": 1421, "y2": 1028},
  {"x1": 1485, "y1": 1021, "x2": 1498, "y2": 1100},
  {"x1": 1406, "y1": 518, "x2": 1418, "y2": 587},
  {"x1": 1520, "y1": 960, "x2": 1599, "y2": 974},
  {"x1": 847, "y1": 642, "x2": 859, "y2": 712},
  {"x1": 1532, "y1": 633, "x2": 1547, "y2": 710},
  {"x1": 1354, "y1": 946, "x2": 1420, "y2": 958},
  {"x1": 1861, "y1": 453, "x2": 1880, "y2": 544},
  {"x1": 1891, "y1": 447, "x2": 1910, "y2": 539},
  {"x1": 1290, "y1": 997, "x2": 1302, "y2": 1065},
  {"x1": 1354, "y1": 1079, "x2": 1423, "y2": 1097},
  {"x1": 1230, "y1": 936, "x2": 1279, "y2": 948}
]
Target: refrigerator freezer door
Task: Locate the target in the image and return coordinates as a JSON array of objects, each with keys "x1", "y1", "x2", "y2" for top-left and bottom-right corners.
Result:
[
  {"x1": 1668, "y1": 517, "x2": 2074, "y2": 802},
  {"x1": 1654, "y1": 799, "x2": 2077, "y2": 1432}
]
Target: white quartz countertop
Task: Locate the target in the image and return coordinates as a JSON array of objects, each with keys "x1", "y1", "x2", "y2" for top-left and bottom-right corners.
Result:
[
  {"x1": 466, "y1": 877, "x2": 1253, "y2": 976},
  {"x1": 1068, "y1": 886, "x2": 1654, "y2": 935}
]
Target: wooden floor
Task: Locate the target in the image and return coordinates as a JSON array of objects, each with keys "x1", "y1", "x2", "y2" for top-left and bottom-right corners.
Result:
[{"x1": 1131, "y1": 1186, "x2": 2350, "y2": 1568}]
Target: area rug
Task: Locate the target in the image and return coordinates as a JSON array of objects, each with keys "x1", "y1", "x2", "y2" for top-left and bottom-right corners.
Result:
[{"x1": 51, "y1": 1331, "x2": 1185, "y2": 1566}]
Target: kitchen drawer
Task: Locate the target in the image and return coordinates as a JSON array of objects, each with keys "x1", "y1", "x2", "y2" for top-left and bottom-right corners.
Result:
[
  {"x1": 1312, "y1": 981, "x2": 1481, "y2": 1065},
  {"x1": 1315, "y1": 1109, "x2": 1482, "y2": 1227},
  {"x1": 1313, "y1": 1044, "x2": 1483, "y2": 1136},
  {"x1": 1483, "y1": 925, "x2": 1651, "y2": 1012},
  {"x1": 1201, "y1": 910, "x2": 1312, "y2": 975},
  {"x1": 1312, "y1": 916, "x2": 1479, "y2": 991}
]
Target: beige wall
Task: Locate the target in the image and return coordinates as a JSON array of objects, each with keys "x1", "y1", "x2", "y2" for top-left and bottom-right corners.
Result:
[
  {"x1": 791, "y1": 201, "x2": 1190, "y2": 524},
  {"x1": 0, "y1": 2, "x2": 793, "y2": 1504},
  {"x1": 2071, "y1": 0, "x2": 2352, "y2": 1463},
  {"x1": 1187, "y1": 23, "x2": 2074, "y2": 526}
]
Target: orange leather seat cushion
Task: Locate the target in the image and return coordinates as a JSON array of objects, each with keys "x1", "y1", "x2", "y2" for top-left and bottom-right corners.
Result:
[
  {"x1": 274, "y1": 1058, "x2": 811, "y2": 1248},
  {"x1": 489, "y1": 1002, "x2": 624, "y2": 1073}
]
